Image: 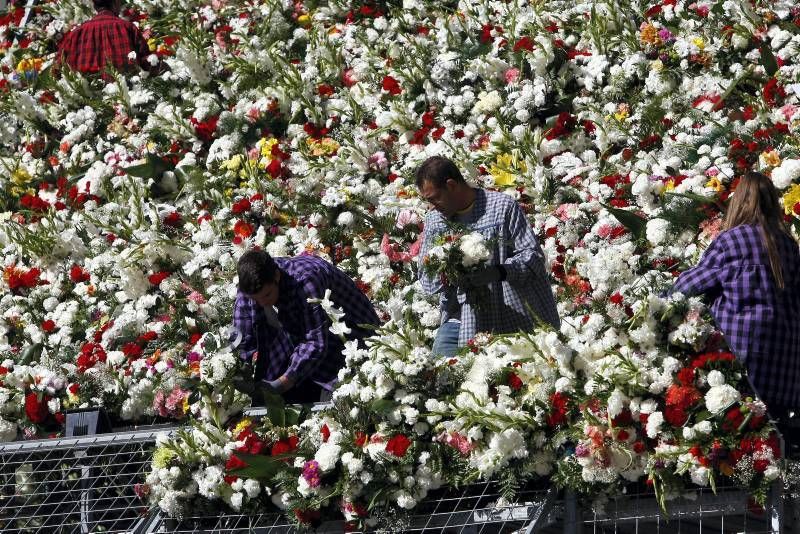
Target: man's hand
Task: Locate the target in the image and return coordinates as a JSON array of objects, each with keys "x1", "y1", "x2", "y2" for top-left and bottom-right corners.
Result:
[
  {"x1": 232, "y1": 374, "x2": 256, "y2": 396},
  {"x1": 462, "y1": 265, "x2": 505, "y2": 288}
]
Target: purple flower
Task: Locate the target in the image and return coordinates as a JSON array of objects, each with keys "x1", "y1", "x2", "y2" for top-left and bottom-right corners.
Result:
[
  {"x1": 302, "y1": 460, "x2": 321, "y2": 488},
  {"x1": 575, "y1": 442, "x2": 591, "y2": 458},
  {"x1": 657, "y1": 28, "x2": 674, "y2": 43}
]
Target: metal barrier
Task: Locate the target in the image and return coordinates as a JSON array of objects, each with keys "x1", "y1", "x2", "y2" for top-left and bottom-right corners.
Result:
[
  {"x1": 0, "y1": 427, "x2": 170, "y2": 533},
  {"x1": 0, "y1": 424, "x2": 790, "y2": 533}
]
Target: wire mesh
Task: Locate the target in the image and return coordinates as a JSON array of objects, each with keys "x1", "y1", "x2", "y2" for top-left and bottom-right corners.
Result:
[
  {"x1": 0, "y1": 429, "x2": 166, "y2": 534},
  {"x1": 0, "y1": 423, "x2": 791, "y2": 534},
  {"x1": 571, "y1": 483, "x2": 782, "y2": 534},
  {"x1": 143, "y1": 481, "x2": 560, "y2": 534}
]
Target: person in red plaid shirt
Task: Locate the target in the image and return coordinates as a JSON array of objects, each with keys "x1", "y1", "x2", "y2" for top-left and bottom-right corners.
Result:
[{"x1": 55, "y1": 0, "x2": 151, "y2": 76}]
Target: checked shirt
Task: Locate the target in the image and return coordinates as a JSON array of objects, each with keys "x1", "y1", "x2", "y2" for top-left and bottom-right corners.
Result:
[
  {"x1": 418, "y1": 188, "x2": 559, "y2": 347},
  {"x1": 231, "y1": 255, "x2": 380, "y2": 391},
  {"x1": 674, "y1": 224, "x2": 800, "y2": 409},
  {"x1": 56, "y1": 10, "x2": 150, "y2": 75}
]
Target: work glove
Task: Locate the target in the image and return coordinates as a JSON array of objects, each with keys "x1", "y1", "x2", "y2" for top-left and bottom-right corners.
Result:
[{"x1": 461, "y1": 265, "x2": 505, "y2": 288}]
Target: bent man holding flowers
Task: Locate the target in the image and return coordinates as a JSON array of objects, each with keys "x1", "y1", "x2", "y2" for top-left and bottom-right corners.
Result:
[
  {"x1": 231, "y1": 250, "x2": 380, "y2": 403},
  {"x1": 416, "y1": 156, "x2": 559, "y2": 358}
]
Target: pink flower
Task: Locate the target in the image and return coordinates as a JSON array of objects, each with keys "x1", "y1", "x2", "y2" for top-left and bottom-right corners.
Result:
[
  {"x1": 380, "y1": 233, "x2": 421, "y2": 263},
  {"x1": 394, "y1": 209, "x2": 420, "y2": 229},
  {"x1": 504, "y1": 68, "x2": 520, "y2": 84},
  {"x1": 439, "y1": 431, "x2": 474, "y2": 456},
  {"x1": 302, "y1": 460, "x2": 321, "y2": 488},
  {"x1": 367, "y1": 151, "x2": 388, "y2": 171},
  {"x1": 779, "y1": 104, "x2": 798, "y2": 122},
  {"x1": 187, "y1": 290, "x2": 206, "y2": 304}
]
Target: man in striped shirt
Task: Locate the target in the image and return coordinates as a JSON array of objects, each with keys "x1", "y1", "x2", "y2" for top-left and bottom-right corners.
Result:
[
  {"x1": 416, "y1": 156, "x2": 559, "y2": 357},
  {"x1": 55, "y1": 0, "x2": 151, "y2": 77}
]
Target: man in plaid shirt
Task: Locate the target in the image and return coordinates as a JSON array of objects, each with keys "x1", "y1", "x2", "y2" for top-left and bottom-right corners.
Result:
[
  {"x1": 416, "y1": 156, "x2": 559, "y2": 357},
  {"x1": 231, "y1": 250, "x2": 380, "y2": 403},
  {"x1": 55, "y1": 0, "x2": 151, "y2": 76}
]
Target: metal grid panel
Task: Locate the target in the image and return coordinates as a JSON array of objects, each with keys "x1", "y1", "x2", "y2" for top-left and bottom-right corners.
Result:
[
  {"x1": 144, "y1": 482, "x2": 560, "y2": 534},
  {"x1": 0, "y1": 429, "x2": 165, "y2": 534},
  {"x1": 572, "y1": 484, "x2": 781, "y2": 534},
  {"x1": 0, "y1": 425, "x2": 789, "y2": 533}
]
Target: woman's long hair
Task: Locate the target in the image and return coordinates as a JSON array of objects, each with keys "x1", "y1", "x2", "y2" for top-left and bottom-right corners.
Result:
[{"x1": 723, "y1": 171, "x2": 792, "y2": 289}]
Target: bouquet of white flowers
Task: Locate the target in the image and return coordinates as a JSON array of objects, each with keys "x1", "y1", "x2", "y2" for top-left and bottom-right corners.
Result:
[{"x1": 422, "y1": 227, "x2": 494, "y2": 309}]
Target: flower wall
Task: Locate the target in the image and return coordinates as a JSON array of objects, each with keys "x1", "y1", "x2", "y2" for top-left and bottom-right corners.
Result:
[{"x1": 1, "y1": 0, "x2": 799, "y2": 527}]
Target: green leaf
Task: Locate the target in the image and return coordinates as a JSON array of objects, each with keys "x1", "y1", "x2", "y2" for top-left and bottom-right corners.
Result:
[
  {"x1": 369, "y1": 398, "x2": 396, "y2": 414},
  {"x1": 19, "y1": 343, "x2": 43, "y2": 365},
  {"x1": 229, "y1": 452, "x2": 294, "y2": 480},
  {"x1": 264, "y1": 390, "x2": 286, "y2": 428},
  {"x1": 124, "y1": 153, "x2": 174, "y2": 179},
  {"x1": 694, "y1": 410, "x2": 712, "y2": 422},
  {"x1": 759, "y1": 44, "x2": 778, "y2": 77},
  {"x1": 602, "y1": 204, "x2": 647, "y2": 241}
]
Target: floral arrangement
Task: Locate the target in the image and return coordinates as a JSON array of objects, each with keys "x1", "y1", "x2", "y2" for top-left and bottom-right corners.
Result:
[
  {"x1": 0, "y1": 0, "x2": 798, "y2": 526},
  {"x1": 421, "y1": 227, "x2": 493, "y2": 306}
]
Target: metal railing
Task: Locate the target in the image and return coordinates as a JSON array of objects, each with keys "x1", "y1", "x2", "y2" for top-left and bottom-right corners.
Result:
[{"x1": 0, "y1": 422, "x2": 791, "y2": 533}]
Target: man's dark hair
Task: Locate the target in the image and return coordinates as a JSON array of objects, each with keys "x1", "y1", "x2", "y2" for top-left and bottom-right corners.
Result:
[
  {"x1": 237, "y1": 249, "x2": 278, "y2": 294},
  {"x1": 93, "y1": 0, "x2": 117, "y2": 10},
  {"x1": 415, "y1": 156, "x2": 465, "y2": 189}
]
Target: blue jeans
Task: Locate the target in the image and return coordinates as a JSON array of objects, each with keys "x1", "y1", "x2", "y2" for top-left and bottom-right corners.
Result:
[{"x1": 432, "y1": 321, "x2": 460, "y2": 358}]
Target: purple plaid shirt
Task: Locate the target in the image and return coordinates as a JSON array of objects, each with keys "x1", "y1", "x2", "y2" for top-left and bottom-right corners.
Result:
[
  {"x1": 674, "y1": 224, "x2": 800, "y2": 408},
  {"x1": 231, "y1": 255, "x2": 380, "y2": 391}
]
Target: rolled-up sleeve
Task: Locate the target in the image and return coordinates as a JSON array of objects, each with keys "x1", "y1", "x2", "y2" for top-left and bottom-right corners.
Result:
[{"x1": 502, "y1": 201, "x2": 547, "y2": 283}]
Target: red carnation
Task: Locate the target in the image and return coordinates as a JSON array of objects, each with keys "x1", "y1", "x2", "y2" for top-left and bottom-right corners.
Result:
[
  {"x1": 381, "y1": 75, "x2": 402, "y2": 96},
  {"x1": 41, "y1": 319, "x2": 56, "y2": 332},
  {"x1": 321, "y1": 424, "x2": 330, "y2": 443},
  {"x1": 163, "y1": 212, "x2": 182, "y2": 227},
  {"x1": 513, "y1": 36, "x2": 535, "y2": 52},
  {"x1": 122, "y1": 342, "x2": 143, "y2": 359},
  {"x1": 69, "y1": 264, "x2": 90, "y2": 283},
  {"x1": 385, "y1": 434, "x2": 412, "y2": 457},
  {"x1": 232, "y1": 198, "x2": 251, "y2": 214},
  {"x1": 148, "y1": 271, "x2": 170, "y2": 285},
  {"x1": 507, "y1": 372, "x2": 523, "y2": 391},
  {"x1": 354, "y1": 431, "x2": 368, "y2": 447},
  {"x1": 233, "y1": 220, "x2": 254, "y2": 238},
  {"x1": 225, "y1": 454, "x2": 248, "y2": 472},
  {"x1": 25, "y1": 392, "x2": 49, "y2": 424}
]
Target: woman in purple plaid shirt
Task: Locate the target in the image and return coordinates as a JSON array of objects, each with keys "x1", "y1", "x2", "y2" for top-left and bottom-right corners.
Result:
[{"x1": 673, "y1": 172, "x2": 800, "y2": 415}]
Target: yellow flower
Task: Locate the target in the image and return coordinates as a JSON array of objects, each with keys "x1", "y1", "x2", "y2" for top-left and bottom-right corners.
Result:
[
  {"x1": 489, "y1": 153, "x2": 527, "y2": 187},
  {"x1": 15, "y1": 57, "x2": 42, "y2": 74},
  {"x1": 222, "y1": 154, "x2": 244, "y2": 171},
  {"x1": 297, "y1": 13, "x2": 311, "y2": 27},
  {"x1": 650, "y1": 59, "x2": 664, "y2": 72},
  {"x1": 692, "y1": 37, "x2": 705, "y2": 51},
  {"x1": 783, "y1": 184, "x2": 800, "y2": 215},
  {"x1": 147, "y1": 38, "x2": 158, "y2": 52},
  {"x1": 258, "y1": 137, "x2": 278, "y2": 159},
  {"x1": 152, "y1": 447, "x2": 177, "y2": 469},
  {"x1": 614, "y1": 103, "x2": 629, "y2": 122},
  {"x1": 11, "y1": 167, "x2": 32, "y2": 187},
  {"x1": 705, "y1": 176, "x2": 723, "y2": 192},
  {"x1": 663, "y1": 178, "x2": 676, "y2": 192},
  {"x1": 307, "y1": 137, "x2": 340, "y2": 157},
  {"x1": 233, "y1": 418, "x2": 253, "y2": 437},
  {"x1": 759, "y1": 149, "x2": 781, "y2": 168}
]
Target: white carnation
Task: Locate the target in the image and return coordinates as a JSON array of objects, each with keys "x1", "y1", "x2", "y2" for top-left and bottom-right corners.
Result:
[{"x1": 705, "y1": 385, "x2": 741, "y2": 414}]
